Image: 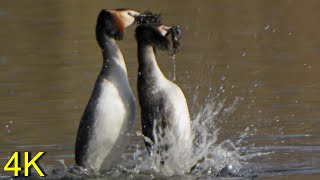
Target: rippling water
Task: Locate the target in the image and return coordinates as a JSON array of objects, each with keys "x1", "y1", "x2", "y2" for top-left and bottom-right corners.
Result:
[{"x1": 1, "y1": 0, "x2": 320, "y2": 179}]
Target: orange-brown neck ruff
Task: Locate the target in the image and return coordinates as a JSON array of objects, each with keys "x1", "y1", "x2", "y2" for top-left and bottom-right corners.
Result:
[{"x1": 110, "y1": 11, "x2": 125, "y2": 36}]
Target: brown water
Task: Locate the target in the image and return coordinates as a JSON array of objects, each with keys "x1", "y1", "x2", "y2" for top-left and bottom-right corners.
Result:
[{"x1": 1, "y1": 0, "x2": 320, "y2": 179}]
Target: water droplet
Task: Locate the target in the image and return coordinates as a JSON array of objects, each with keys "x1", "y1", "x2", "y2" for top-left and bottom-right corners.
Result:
[
  {"x1": 172, "y1": 58, "x2": 176, "y2": 81},
  {"x1": 136, "y1": 131, "x2": 142, "y2": 136},
  {"x1": 264, "y1": 24, "x2": 270, "y2": 30}
]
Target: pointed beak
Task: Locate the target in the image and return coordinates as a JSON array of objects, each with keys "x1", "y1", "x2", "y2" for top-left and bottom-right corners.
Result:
[
  {"x1": 157, "y1": 25, "x2": 172, "y2": 36},
  {"x1": 128, "y1": 11, "x2": 140, "y2": 21},
  {"x1": 162, "y1": 25, "x2": 172, "y2": 31}
]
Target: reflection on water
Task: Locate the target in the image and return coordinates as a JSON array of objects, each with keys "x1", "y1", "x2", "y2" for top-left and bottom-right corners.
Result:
[{"x1": 1, "y1": 0, "x2": 320, "y2": 179}]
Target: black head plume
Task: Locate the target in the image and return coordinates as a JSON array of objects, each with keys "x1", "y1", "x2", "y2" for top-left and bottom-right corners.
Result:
[
  {"x1": 96, "y1": 9, "x2": 124, "y2": 46},
  {"x1": 135, "y1": 25, "x2": 170, "y2": 52}
]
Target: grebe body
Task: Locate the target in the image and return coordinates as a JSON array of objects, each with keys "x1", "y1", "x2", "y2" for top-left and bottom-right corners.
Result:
[
  {"x1": 135, "y1": 25, "x2": 192, "y2": 156},
  {"x1": 75, "y1": 9, "x2": 139, "y2": 171}
]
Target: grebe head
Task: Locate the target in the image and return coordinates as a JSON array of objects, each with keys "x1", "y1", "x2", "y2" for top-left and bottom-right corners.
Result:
[
  {"x1": 135, "y1": 24, "x2": 172, "y2": 51},
  {"x1": 96, "y1": 9, "x2": 140, "y2": 41}
]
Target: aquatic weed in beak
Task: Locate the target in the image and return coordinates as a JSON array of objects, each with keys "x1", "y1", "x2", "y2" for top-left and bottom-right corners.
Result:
[
  {"x1": 169, "y1": 26, "x2": 182, "y2": 55},
  {"x1": 164, "y1": 25, "x2": 182, "y2": 56},
  {"x1": 136, "y1": 11, "x2": 162, "y2": 25}
]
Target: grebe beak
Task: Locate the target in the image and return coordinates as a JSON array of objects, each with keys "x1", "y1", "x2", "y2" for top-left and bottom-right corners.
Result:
[
  {"x1": 128, "y1": 11, "x2": 140, "y2": 19},
  {"x1": 157, "y1": 25, "x2": 172, "y2": 36},
  {"x1": 110, "y1": 10, "x2": 140, "y2": 29}
]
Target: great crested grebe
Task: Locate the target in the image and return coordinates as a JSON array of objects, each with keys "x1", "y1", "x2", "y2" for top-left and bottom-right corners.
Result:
[
  {"x1": 75, "y1": 9, "x2": 139, "y2": 171},
  {"x1": 135, "y1": 24, "x2": 193, "y2": 165}
]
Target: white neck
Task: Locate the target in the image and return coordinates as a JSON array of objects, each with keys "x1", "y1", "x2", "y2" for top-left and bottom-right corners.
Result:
[
  {"x1": 102, "y1": 39, "x2": 127, "y2": 74},
  {"x1": 138, "y1": 45, "x2": 166, "y2": 82}
]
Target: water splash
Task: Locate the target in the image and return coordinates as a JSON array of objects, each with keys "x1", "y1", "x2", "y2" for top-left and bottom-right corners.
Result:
[
  {"x1": 5, "y1": 100, "x2": 262, "y2": 179},
  {"x1": 188, "y1": 98, "x2": 245, "y2": 176},
  {"x1": 114, "y1": 95, "x2": 261, "y2": 177},
  {"x1": 91, "y1": 79, "x2": 263, "y2": 178}
]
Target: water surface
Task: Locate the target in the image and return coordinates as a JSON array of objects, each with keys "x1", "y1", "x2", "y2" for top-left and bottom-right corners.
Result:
[{"x1": 0, "y1": 0, "x2": 320, "y2": 179}]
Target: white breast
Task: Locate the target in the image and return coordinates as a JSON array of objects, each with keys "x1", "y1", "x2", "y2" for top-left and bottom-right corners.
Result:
[
  {"x1": 163, "y1": 80, "x2": 192, "y2": 143},
  {"x1": 86, "y1": 79, "x2": 127, "y2": 170}
]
